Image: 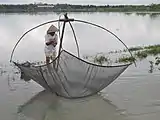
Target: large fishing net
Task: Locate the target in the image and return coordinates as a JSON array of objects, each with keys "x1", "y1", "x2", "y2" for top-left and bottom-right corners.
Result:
[
  {"x1": 11, "y1": 13, "x2": 134, "y2": 99},
  {"x1": 14, "y1": 50, "x2": 131, "y2": 98}
]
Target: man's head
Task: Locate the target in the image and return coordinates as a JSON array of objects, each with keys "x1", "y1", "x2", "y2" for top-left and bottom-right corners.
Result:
[{"x1": 47, "y1": 25, "x2": 58, "y2": 36}]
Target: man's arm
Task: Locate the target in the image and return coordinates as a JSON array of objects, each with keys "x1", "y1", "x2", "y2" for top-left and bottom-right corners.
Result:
[
  {"x1": 52, "y1": 34, "x2": 58, "y2": 47},
  {"x1": 45, "y1": 34, "x2": 58, "y2": 46},
  {"x1": 46, "y1": 41, "x2": 54, "y2": 46}
]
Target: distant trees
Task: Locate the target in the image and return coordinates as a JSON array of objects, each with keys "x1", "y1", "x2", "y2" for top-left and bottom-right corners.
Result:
[{"x1": 0, "y1": 3, "x2": 160, "y2": 13}]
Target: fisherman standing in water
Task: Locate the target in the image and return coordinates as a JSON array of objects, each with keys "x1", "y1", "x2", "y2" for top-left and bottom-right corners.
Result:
[{"x1": 44, "y1": 25, "x2": 59, "y2": 66}]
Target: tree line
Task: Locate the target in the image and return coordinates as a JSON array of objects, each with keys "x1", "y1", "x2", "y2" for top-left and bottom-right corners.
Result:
[{"x1": 0, "y1": 3, "x2": 160, "y2": 12}]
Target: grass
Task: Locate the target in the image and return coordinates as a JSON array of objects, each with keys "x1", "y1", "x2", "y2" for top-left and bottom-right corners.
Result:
[
  {"x1": 84, "y1": 44, "x2": 160, "y2": 69},
  {"x1": 135, "y1": 51, "x2": 148, "y2": 60},
  {"x1": 123, "y1": 44, "x2": 160, "y2": 60},
  {"x1": 144, "y1": 46, "x2": 160, "y2": 56},
  {"x1": 148, "y1": 57, "x2": 160, "y2": 73},
  {"x1": 93, "y1": 54, "x2": 111, "y2": 65},
  {"x1": 124, "y1": 44, "x2": 160, "y2": 55},
  {"x1": 128, "y1": 46, "x2": 143, "y2": 52},
  {"x1": 144, "y1": 44, "x2": 160, "y2": 50},
  {"x1": 117, "y1": 56, "x2": 136, "y2": 63},
  {"x1": 149, "y1": 61, "x2": 154, "y2": 73},
  {"x1": 117, "y1": 44, "x2": 160, "y2": 72}
]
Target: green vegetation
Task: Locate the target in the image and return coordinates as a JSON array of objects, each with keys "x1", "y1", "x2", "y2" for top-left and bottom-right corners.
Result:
[
  {"x1": 117, "y1": 56, "x2": 136, "y2": 63},
  {"x1": 145, "y1": 46, "x2": 160, "y2": 56},
  {"x1": 93, "y1": 54, "x2": 111, "y2": 65},
  {"x1": 85, "y1": 44, "x2": 160, "y2": 69},
  {"x1": 148, "y1": 57, "x2": 160, "y2": 73},
  {"x1": 149, "y1": 61, "x2": 154, "y2": 73},
  {"x1": 128, "y1": 46, "x2": 143, "y2": 52},
  {"x1": 135, "y1": 51, "x2": 148, "y2": 60},
  {"x1": 119, "y1": 44, "x2": 160, "y2": 63},
  {"x1": 144, "y1": 44, "x2": 160, "y2": 49},
  {"x1": 125, "y1": 44, "x2": 160, "y2": 55},
  {"x1": 0, "y1": 3, "x2": 160, "y2": 13},
  {"x1": 155, "y1": 57, "x2": 160, "y2": 66}
]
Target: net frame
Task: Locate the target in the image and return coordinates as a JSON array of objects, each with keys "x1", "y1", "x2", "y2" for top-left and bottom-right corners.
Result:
[{"x1": 10, "y1": 13, "x2": 135, "y2": 99}]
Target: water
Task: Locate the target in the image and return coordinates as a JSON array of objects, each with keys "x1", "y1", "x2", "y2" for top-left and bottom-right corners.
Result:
[{"x1": 0, "y1": 12, "x2": 160, "y2": 120}]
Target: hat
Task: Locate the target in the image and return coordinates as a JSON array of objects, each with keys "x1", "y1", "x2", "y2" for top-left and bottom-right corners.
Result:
[{"x1": 47, "y1": 25, "x2": 58, "y2": 33}]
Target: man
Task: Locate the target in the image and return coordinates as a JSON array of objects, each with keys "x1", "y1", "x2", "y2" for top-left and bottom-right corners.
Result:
[{"x1": 44, "y1": 25, "x2": 59, "y2": 65}]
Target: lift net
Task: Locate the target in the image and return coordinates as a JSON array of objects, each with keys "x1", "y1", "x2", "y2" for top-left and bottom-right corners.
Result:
[{"x1": 15, "y1": 50, "x2": 131, "y2": 99}]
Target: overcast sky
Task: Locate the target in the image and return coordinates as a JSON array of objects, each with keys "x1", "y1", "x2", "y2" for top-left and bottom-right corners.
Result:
[{"x1": 0, "y1": 0, "x2": 159, "y2": 5}]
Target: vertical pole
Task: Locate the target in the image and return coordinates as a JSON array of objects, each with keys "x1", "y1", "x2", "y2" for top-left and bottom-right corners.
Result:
[{"x1": 56, "y1": 19, "x2": 66, "y2": 69}]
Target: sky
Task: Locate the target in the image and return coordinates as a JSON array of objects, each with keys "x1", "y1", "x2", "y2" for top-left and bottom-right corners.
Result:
[{"x1": 0, "y1": 0, "x2": 159, "y2": 5}]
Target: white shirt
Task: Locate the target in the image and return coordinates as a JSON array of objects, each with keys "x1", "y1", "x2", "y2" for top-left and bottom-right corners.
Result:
[{"x1": 44, "y1": 33, "x2": 58, "y2": 56}]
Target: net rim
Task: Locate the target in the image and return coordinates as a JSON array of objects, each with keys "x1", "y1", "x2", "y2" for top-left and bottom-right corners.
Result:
[{"x1": 13, "y1": 49, "x2": 132, "y2": 68}]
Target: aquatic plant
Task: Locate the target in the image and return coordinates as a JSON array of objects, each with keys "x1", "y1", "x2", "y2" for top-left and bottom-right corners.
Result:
[
  {"x1": 144, "y1": 44, "x2": 160, "y2": 50},
  {"x1": 155, "y1": 57, "x2": 160, "y2": 71},
  {"x1": 142, "y1": 44, "x2": 160, "y2": 56},
  {"x1": 117, "y1": 56, "x2": 136, "y2": 63},
  {"x1": 149, "y1": 61, "x2": 154, "y2": 73},
  {"x1": 108, "y1": 50, "x2": 122, "y2": 54},
  {"x1": 128, "y1": 46, "x2": 143, "y2": 52},
  {"x1": 135, "y1": 51, "x2": 148, "y2": 60},
  {"x1": 145, "y1": 47, "x2": 160, "y2": 56},
  {"x1": 148, "y1": 57, "x2": 160, "y2": 73},
  {"x1": 155, "y1": 57, "x2": 160, "y2": 66},
  {"x1": 93, "y1": 54, "x2": 111, "y2": 65}
]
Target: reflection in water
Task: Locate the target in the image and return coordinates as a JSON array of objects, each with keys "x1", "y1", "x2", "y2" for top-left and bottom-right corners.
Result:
[
  {"x1": 150, "y1": 13, "x2": 160, "y2": 19},
  {"x1": 137, "y1": 13, "x2": 160, "y2": 19},
  {"x1": 124, "y1": 12, "x2": 160, "y2": 19},
  {"x1": 17, "y1": 90, "x2": 128, "y2": 120}
]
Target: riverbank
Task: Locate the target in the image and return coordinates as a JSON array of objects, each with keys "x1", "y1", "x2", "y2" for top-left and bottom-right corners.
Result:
[{"x1": 0, "y1": 3, "x2": 160, "y2": 13}]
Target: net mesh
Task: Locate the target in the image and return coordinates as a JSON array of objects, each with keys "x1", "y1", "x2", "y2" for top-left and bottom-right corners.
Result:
[{"x1": 14, "y1": 50, "x2": 131, "y2": 99}]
